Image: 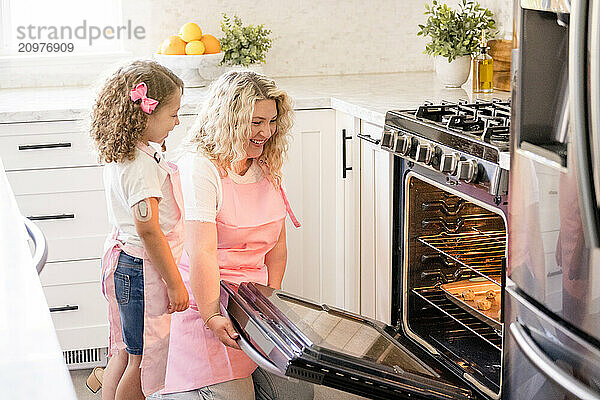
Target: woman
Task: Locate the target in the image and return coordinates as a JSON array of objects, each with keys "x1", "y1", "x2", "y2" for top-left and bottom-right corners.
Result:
[{"x1": 150, "y1": 71, "x2": 314, "y2": 400}]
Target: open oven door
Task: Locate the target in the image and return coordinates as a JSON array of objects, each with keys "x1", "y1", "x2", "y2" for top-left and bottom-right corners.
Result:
[{"x1": 220, "y1": 281, "x2": 477, "y2": 400}]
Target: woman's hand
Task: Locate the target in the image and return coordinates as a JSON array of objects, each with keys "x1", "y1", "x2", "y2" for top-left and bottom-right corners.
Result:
[
  {"x1": 166, "y1": 279, "x2": 190, "y2": 313},
  {"x1": 206, "y1": 316, "x2": 241, "y2": 350}
]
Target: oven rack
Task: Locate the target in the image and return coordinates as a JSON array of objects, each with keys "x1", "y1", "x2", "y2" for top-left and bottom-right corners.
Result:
[
  {"x1": 418, "y1": 229, "x2": 505, "y2": 285},
  {"x1": 412, "y1": 288, "x2": 502, "y2": 351}
]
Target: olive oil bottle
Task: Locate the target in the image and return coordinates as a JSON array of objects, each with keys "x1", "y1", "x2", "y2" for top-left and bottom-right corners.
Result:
[{"x1": 472, "y1": 32, "x2": 493, "y2": 93}]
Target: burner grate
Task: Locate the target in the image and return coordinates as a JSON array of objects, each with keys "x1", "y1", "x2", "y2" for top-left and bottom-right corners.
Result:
[{"x1": 411, "y1": 99, "x2": 512, "y2": 151}]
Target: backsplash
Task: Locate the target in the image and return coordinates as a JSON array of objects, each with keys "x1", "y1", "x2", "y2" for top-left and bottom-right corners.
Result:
[{"x1": 0, "y1": 0, "x2": 512, "y2": 88}]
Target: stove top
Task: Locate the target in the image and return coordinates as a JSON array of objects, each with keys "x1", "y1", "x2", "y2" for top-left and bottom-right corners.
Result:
[
  {"x1": 383, "y1": 99, "x2": 511, "y2": 166},
  {"x1": 380, "y1": 99, "x2": 511, "y2": 194},
  {"x1": 391, "y1": 99, "x2": 511, "y2": 152}
]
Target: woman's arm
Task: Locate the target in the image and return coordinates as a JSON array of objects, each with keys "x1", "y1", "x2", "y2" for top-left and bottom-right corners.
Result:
[
  {"x1": 264, "y1": 224, "x2": 287, "y2": 290},
  {"x1": 132, "y1": 197, "x2": 188, "y2": 313},
  {"x1": 186, "y1": 220, "x2": 240, "y2": 349}
]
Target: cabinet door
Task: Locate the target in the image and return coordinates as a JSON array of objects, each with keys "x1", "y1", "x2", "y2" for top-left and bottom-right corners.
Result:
[
  {"x1": 360, "y1": 122, "x2": 393, "y2": 323},
  {"x1": 281, "y1": 110, "x2": 338, "y2": 304},
  {"x1": 336, "y1": 111, "x2": 361, "y2": 313}
]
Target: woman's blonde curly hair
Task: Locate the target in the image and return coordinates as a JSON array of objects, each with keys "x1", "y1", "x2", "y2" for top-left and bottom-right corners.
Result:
[
  {"x1": 90, "y1": 60, "x2": 183, "y2": 163},
  {"x1": 181, "y1": 70, "x2": 294, "y2": 183}
]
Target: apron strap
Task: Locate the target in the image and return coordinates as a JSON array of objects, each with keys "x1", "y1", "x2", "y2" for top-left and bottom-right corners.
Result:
[
  {"x1": 279, "y1": 185, "x2": 301, "y2": 228},
  {"x1": 136, "y1": 142, "x2": 173, "y2": 175},
  {"x1": 257, "y1": 159, "x2": 301, "y2": 228}
]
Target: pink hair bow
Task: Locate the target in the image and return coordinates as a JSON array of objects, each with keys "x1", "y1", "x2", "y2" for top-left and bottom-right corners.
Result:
[{"x1": 130, "y1": 82, "x2": 159, "y2": 114}]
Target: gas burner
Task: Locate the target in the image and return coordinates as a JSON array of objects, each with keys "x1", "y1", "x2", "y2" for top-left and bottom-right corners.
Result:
[{"x1": 409, "y1": 99, "x2": 511, "y2": 150}]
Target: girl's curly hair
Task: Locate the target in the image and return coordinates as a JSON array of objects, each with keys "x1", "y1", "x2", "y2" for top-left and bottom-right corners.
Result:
[
  {"x1": 90, "y1": 60, "x2": 184, "y2": 163},
  {"x1": 181, "y1": 70, "x2": 294, "y2": 184}
]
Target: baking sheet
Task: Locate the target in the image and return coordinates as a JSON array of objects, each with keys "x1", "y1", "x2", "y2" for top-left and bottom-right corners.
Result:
[{"x1": 440, "y1": 277, "x2": 502, "y2": 330}]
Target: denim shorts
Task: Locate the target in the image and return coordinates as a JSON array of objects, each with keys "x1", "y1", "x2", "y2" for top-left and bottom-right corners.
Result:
[{"x1": 114, "y1": 251, "x2": 144, "y2": 355}]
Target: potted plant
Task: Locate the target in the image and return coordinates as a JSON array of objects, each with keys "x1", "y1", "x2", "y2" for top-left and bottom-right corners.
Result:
[
  {"x1": 417, "y1": 0, "x2": 497, "y2": 88},
  {"x1": 219, "y1": 14, "x2": 272, "y2": 73}
]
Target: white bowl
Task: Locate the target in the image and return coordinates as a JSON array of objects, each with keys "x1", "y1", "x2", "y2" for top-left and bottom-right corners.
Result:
[{"x1": 154, "y1": 52, "x2": 225, "y2": 88}]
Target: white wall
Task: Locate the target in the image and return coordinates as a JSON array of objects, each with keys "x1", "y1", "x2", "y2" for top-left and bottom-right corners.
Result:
[
  {"x1": 0, "y1": 0, "x2": 513, "y2": 88},
  {"x1": 127, "y1": 0, "x2": 514, "y2": 77}
]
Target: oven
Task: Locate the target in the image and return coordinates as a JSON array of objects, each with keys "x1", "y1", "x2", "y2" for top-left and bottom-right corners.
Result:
[{"x1": 219, "y1": 99, "x2": 511, "y2": 399}]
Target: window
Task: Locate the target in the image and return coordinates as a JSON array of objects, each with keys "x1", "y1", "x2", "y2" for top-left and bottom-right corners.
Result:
[{"x1": 0, "y1": 0, "x2": 125, "y2": 56}]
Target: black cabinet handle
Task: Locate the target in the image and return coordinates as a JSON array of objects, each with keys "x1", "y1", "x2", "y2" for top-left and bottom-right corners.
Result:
[
  {"x1": 342, "y1": 129, "x2": 353, "y2": 179},
  {"x1": 357, "y1": 133, "x2": 381, "y2": 145},
  {"x1": 18, "y1": 142, "x2": 72, "y2": 151},
  {"x1": 49, "y1": 305, "x2": 79, "y2": 313},
  {"x1": 27, "y1": 213, "x2": 75, "y2": 221}
]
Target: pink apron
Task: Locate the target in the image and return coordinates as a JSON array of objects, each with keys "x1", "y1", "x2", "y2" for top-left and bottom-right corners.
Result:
[
  {"x1": 161, "y1": 162, "x2": 300, "y2": 394},
  {"x1": 101, "y1": 143, "x2": 185, "y2": 396}
]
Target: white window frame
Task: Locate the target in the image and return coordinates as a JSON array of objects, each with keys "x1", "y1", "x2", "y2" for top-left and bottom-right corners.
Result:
[{"x1": 0, "y1": 0, "x2": 132, "y2": 69}]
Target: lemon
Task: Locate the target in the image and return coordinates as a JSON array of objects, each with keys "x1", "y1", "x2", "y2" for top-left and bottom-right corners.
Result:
[
  {"x1": 185, "y1": 40, "x2": 205, "y2": 55},
  {"x1": 179, "y1": 22, "x2": 202, "y2": 42}
]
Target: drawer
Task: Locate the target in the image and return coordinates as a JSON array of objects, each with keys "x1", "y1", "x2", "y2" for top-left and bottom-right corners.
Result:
[
  {"x1": 56, "y1": 325, "x2": 108, "y2": 352},
  {"x1": 16, "y1": 189, "x2": 110, "y2": 261},
  {"x1": 7, "y1": 166, "x2": 103, "y2": 196},
  {"x1": 40, "y1": 259, "x2": 102, "y2": 287},
  {"x1": 0, "y1": 121, "x2": 98, "y2": 171},
  {"x1": 44, "y1": 281, "x2": 107, "y2": 331}
]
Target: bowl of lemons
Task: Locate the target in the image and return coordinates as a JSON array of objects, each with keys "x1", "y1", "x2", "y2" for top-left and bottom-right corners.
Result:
[{"x1": 154, "y1": 22, "x2": 224, "y2": 88}]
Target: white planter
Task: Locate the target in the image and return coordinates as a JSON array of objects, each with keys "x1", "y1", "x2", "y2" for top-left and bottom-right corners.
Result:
[{"x1": 434, "y1": 55, "x2": 471, "y2": 88}]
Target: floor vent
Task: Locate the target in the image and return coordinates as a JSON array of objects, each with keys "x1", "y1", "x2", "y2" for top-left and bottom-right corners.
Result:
[{"x1": 63, "y1": 347, "x2": 108, "y2": 370}]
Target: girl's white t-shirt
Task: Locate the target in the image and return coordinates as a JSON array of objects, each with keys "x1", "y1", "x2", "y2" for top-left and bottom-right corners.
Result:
[
  {"x1": 104, "y1": 143, "x2": 180, "y2": 249},
  {"x1": 178, "y1": 151, "x2": 264, "y2": 223}
]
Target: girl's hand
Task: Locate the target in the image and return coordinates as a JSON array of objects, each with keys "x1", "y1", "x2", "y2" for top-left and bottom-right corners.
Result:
[
  {"x1": 167, "y1": 280, "x2": 189, "y2": 313},
  {"x1": 207, "y1": 316, "x2": 241, "y2": 349}
]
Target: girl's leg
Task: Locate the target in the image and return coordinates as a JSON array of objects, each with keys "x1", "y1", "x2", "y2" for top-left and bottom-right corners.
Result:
[
  {"x1": 102, "y1": 350, "x2": 128, "y2": 400},
  {"x1": 115, "y1": 354, "x2": 144, "y2": 400}
]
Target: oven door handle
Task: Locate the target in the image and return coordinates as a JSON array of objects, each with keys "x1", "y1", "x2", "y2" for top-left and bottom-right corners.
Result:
[
  {"x1": 231, "y1": 318, "x2": 288, "y2": 379},
  {"x1": 509, "y1": 321, "x2": 600, "y2": 400}
]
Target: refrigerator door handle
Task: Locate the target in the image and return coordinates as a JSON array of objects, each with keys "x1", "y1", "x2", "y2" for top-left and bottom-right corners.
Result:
[
  {"x1": 591, "y1": 0, "x2": 600, "y2": 208},
  {"x1": 509, "y1": 321, "x2": 600, "y2": 400},
  {"x1": 570, "y1": 0, "x2": 600, "y2": 248}
]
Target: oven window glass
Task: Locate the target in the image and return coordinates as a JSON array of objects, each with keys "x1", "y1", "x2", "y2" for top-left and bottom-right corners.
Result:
[{"x1": 276, "y1": 293, "x2": 438, "y2": 378}]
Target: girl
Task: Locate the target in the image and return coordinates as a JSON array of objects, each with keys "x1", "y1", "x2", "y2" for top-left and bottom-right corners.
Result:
[
  {"x1": 150, "y1": 71, "x2": 313, "y2": 400},
  {"x1": 90, "y1": 60, "x2": 189, "y2": 400}
]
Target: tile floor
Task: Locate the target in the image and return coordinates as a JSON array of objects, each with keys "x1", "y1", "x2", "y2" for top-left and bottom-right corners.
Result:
[{"x1": 70, "y1": 369, "x2": 367, "y2": 400}]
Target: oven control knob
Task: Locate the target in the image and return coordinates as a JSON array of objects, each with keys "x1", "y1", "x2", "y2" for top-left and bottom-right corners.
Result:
[
  {"x1": 457, "y1": 160, "x2": 480, "y2": 183},
  {"x1": 440, "y1": 153, "x2": 460, "y2": 174},
  {"x1": 380, "y1": 128, "x2": 395, "y2": 150},
  {"x1": 415, "y1": 143, "x2": 435, "y2": 164},
  {"x1": 394, "y1": 135, "x2": 411, "y2": 155}
]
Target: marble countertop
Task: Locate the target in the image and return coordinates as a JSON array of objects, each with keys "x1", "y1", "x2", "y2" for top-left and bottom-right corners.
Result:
[
  {"x1": 0, "y1": 72, "x2": 510, "y2": 126},
  {"x1": 0, "y1": 157, "x2": 77, "y2": 400}
]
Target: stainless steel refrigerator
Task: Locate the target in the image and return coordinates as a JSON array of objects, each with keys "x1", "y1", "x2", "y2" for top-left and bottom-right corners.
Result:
[{"x1": 507, "y1": 0, "x2": 600, "y2": 398}]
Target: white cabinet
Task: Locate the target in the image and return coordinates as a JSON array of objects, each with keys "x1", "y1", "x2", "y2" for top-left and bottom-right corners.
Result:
[
  {"x1": 359, "y1": 121, "x2": 394, "y2": 323},
  {"x1": 336, "y1": 112, "x2": 361, "y2": 313},
  {"x1": 1, "y1": 120, "x2": 108, "y2": 369},
  {"x1": 282, "y1": 111, "x2": 391, "y2": 321},
  {"x1": 282, "y1": 110, "x2": 360, "y2": 310},
  {"x1": 282, "y1": 109, "x2": 337, "y2": 304}
]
